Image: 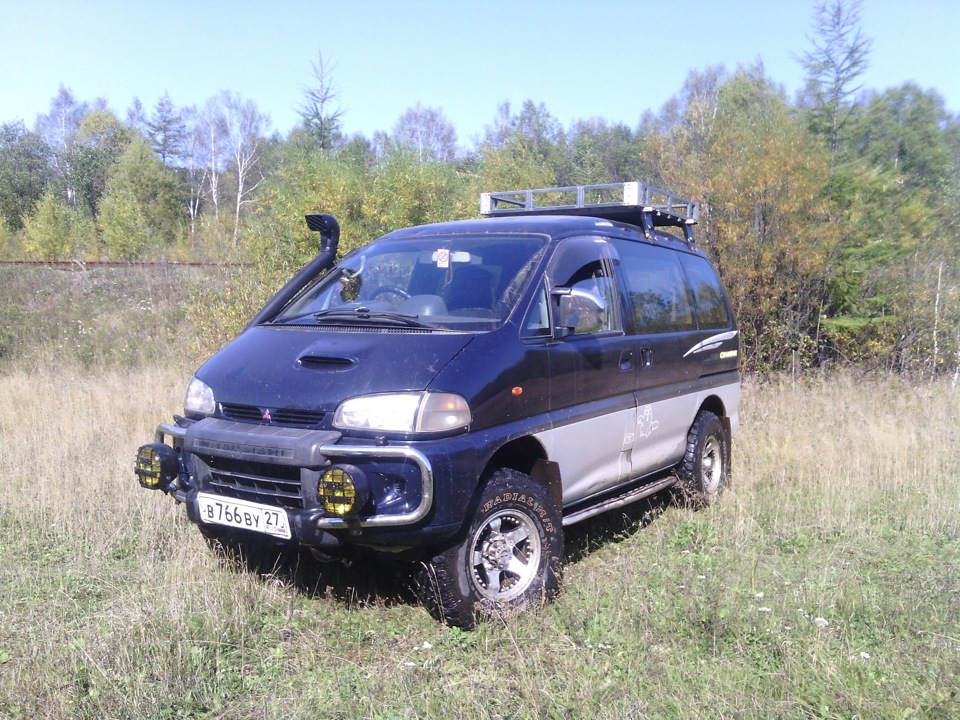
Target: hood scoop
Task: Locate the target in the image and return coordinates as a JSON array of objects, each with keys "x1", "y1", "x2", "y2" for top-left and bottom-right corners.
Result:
[{"x1": 297, "y1": 354, "x2": 357, "y2": 371}]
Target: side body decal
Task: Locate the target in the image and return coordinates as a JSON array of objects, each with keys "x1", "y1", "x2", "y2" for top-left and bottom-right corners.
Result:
[{"x1": 683, "y1": 330, "x2": 739, "y2": 358}]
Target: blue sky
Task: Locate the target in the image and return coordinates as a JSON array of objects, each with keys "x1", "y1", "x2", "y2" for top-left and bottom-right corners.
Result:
[{"x1": 1, "y1": 0, "x2": 958, "y2": 148}]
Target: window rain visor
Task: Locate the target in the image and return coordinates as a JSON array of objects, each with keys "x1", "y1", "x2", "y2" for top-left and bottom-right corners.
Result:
[{"x1": 272, "y1": 235, "x2": 547, "y2": 331}]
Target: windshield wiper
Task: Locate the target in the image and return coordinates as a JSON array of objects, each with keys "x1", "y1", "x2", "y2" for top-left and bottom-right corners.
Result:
[
  {"x1": 312, "y1": 308, "x2": 435, "y2": 329},
  {"x1": 269, "y1": 310, "x2": 319, "y2": 324}
]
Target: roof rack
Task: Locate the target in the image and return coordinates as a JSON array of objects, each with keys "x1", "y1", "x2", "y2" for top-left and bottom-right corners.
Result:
[{"x1": 480, "y1": 182, "x2": 699, "y2": 242}]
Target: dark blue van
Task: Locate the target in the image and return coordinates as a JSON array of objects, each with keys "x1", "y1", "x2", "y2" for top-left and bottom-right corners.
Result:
[{"x1": 136, "y1": 182, "x2": 740, "y2": 628}]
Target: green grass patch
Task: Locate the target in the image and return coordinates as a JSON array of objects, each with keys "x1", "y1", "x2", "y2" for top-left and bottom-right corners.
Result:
[{"x1": 0, "y1": 264, "x2": 228, "y2": 371}]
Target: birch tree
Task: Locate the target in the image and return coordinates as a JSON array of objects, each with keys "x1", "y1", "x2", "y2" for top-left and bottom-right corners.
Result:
[
  {"x1": 181, "y1": 106, "x2": 208, "y2": 237},
  {"x1": 34, "y1": 86, "x2": 88, "y2": 208},
  {"x1": 207, "y1": 92, "x2": 270, "y2": 245},
  {"x1": 390, "y1": 104, "x2": 458, "y2": 163}
]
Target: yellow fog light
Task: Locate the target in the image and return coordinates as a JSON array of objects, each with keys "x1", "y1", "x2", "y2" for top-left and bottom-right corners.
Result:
[
  {"x1": 319, "y1": 465, "x2": 369, "y2": 517},
  {"x1": 135, "y1": 443, "x2": 179, "y2": 490}
]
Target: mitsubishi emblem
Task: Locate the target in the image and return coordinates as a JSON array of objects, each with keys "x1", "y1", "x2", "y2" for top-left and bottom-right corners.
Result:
[{"x1": 262, "y1": 409, "x2": 272, "y2": 421}]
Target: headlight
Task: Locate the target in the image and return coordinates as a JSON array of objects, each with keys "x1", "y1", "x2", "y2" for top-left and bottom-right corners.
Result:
[
  {"x1": 333, "y1": 392, "x2": 471, "y2": 433},
  {"x1": 184, "y1": 376, "x2": 216, "y2": 416}
]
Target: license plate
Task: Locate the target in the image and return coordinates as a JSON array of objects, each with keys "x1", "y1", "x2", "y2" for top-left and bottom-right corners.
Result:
[{"x1": 197, "y1": 493, "x2": 292, "y2": 539}]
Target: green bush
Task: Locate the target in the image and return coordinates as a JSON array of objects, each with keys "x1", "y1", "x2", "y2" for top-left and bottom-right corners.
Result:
[{"x1": 21, "y1": 190, "x2": 95, "y2": 261}]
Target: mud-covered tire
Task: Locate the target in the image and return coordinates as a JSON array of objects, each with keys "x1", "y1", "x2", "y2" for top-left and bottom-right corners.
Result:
[
  {"x1": 678, "y1": 411, "x2": 729, "y2": 505},
  {"x1": 415, "y1": 469, "x2": 564, "y2": 629}
]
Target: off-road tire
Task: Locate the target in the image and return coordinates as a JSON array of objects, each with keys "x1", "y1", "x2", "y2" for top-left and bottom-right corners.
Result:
[
  {"x1": 416, "y1": 469, "x2": 563, "y2": 629},
  {"x1": 678, "y1": 411, "x2": 729, "y2": 506}
]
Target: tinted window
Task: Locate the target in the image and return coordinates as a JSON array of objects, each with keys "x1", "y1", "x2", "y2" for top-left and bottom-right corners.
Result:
[
  {"x1": 679, "y1": 254, "x2": 731, "y2": 330},
  {"x1": 612, "y1": 240, "x2": 696, "y2": 334}
]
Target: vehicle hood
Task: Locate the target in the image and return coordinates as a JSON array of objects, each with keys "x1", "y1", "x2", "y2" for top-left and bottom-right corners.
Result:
[{"x1": 196, "y1": 326, "x2": 474, "y2": 411}]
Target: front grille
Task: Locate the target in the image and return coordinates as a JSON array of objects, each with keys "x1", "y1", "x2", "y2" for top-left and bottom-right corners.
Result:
[
  {"x1": 220, "y1": 403, "x2": 325, "y2": 428},
  {"x1": 201, "y1": 455, "x2": 304, "y2": 509},
  {"x1": 273, "y1": 408, "x2": 325, "y2": 426}
]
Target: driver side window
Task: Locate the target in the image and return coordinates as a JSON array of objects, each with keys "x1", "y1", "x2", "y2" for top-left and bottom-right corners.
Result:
[{"x1": 546, "y1": 237, "x2": 622, "y2": 336}]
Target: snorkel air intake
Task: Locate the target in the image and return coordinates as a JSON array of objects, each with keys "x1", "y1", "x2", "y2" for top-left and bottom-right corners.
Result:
[
  {"x1": 304, "y1": 212, "x2": 341, "y2": 251},
  {"x1": 244, "y1": 213, "x2": 341, "y2": 330}
]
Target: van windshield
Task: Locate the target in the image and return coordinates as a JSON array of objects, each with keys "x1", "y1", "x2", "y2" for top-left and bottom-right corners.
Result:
[{"x1": 273, "y1": 234, "x2": 548, "y2": 331}]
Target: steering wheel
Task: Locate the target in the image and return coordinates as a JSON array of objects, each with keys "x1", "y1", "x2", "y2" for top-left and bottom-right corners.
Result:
[{"x1": 371, "y1": 285, "x2": 411, "y2": 300}]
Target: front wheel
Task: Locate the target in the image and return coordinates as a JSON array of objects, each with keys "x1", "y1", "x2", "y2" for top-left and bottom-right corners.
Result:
[
  {"x1": 678, "y1": 411, "x2": 730, "y2": 505},
  {"x1": 416, "y1": 469, "x2": 563, "y2": 629}
]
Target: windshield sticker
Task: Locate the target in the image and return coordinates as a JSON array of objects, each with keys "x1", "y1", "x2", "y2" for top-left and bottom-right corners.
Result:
[{"x1": 436, "y1": 248, "x2": 450, "y2": 269}]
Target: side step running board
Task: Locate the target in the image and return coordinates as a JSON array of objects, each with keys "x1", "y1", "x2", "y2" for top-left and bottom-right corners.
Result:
[{"x1": 562, "y1": 475, "x2": 678, "y2": 527}]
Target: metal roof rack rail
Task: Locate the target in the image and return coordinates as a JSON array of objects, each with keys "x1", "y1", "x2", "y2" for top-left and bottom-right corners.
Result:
[{"x1": 480, "y1": 182, "x2": 699, "y2": 242}]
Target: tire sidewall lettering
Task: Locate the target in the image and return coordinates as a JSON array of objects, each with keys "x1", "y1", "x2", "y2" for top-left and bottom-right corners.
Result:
[{"x1": 480, "y1": 492, "x2": 555, "y2": 536}]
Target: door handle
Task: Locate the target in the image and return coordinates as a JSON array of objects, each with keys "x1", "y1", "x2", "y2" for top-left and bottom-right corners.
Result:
[
  {"x1": 620, "y1": 349, "x2": 634, "y2": 371},
  {"x1": 639, "y1": 348, "x2": 653, "y2": 367}
]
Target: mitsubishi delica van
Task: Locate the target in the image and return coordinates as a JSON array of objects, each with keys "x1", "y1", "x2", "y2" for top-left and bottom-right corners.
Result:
[{"x1": 135, "y1": 182, "x2": 740, "y2": 628}]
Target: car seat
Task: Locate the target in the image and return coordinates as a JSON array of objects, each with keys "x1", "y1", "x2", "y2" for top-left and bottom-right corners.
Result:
[{"x1": 447, "y1": 266, "x2": 495, "y2": 316}]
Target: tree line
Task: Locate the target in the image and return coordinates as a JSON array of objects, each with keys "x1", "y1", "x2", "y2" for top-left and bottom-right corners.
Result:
[{"x1": 0, "y1": 1, "x2": 957, "y2": 376}]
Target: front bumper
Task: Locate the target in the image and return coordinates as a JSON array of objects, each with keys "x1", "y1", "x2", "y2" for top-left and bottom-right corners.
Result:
[{"x1": 151, "y1": 417, "x2": 444, "y2": 547}]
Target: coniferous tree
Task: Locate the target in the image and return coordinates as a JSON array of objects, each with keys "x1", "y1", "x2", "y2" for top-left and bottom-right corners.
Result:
[
  {"x1": 147, "y1": 93, "x2": 187, "y2": 164},
  {"x1": 298, "y1": 53, "x2": 344, "y2": 152},
  {"x1": 126, "y1": 97, "x2": 149, "y2": 138},
  {"x1": 800, "y1": 0, "x2": 872, "y2": 160}
]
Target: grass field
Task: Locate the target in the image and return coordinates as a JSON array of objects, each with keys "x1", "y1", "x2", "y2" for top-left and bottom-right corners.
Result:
[
  {"x1": 0, "y1": 267, "x2": 958, "y2": 718},
  {"x1": 0, "y1": 368, "x2": 957, "y2": 719}
]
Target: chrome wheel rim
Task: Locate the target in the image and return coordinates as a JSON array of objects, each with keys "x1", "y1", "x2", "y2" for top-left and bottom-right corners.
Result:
[
  {"x1": 469, "y1": 510, "x2": 541, "y2": 602},
  {"x1": 701, "y1": 434, "x2": 724, "y2": 495}
]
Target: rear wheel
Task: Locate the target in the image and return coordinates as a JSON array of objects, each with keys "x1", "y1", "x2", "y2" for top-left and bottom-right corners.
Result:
[
  {"x1": 416, "y1": 469, "x2": 563, "y2": 629},
  {"x1": 678, "y1": 411, "x2": 729, "y2": 505}
]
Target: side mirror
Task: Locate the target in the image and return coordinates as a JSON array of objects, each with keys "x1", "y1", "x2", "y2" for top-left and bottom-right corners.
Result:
[
  {"x1": 552, "y1": 288, "x2": 576, "y2": 338},
  {"x1": 554, "y1": 286, "x2": 605, "y2": 337}
]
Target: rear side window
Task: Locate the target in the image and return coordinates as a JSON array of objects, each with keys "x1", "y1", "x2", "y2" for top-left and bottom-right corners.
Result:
[
  {"x1": 612, "y1": 240, "x2": 696, "y2": 334},
  {"x1": 679, "y1": 254, "x2": 732, "y2": 330}
]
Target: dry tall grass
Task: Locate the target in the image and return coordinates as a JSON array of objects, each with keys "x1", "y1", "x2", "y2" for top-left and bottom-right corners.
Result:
[{"x1": 733, "y1": 374, "x2": 960, "y2": 538}]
